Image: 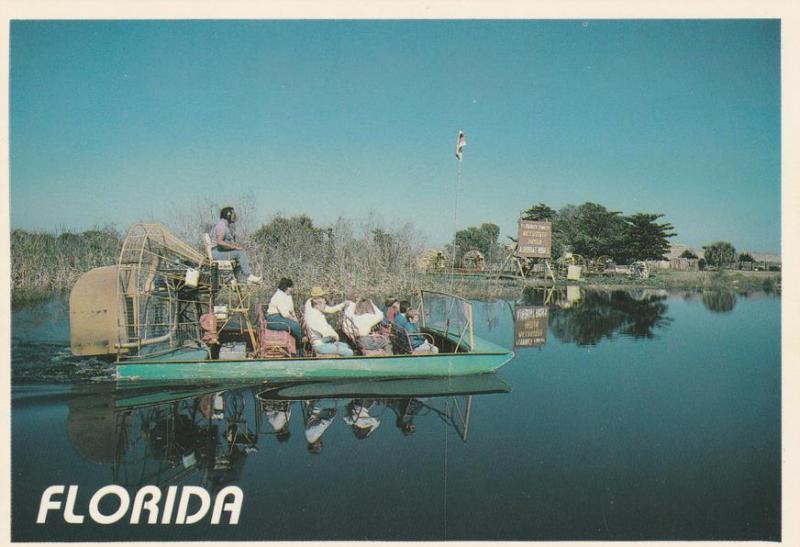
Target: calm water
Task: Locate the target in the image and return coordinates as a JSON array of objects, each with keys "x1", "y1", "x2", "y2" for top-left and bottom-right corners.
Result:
[{"x1": 11, "y1": 288, "x2": 781, "y2": 541}]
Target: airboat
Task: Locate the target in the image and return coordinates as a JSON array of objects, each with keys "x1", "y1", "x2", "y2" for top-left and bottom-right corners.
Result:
[{"x1": 69, "y1": 224, "x2": 514, "y2": 381}]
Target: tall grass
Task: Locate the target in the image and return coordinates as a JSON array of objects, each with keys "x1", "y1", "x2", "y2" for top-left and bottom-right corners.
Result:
[
  {"x1": 11, "y1": 227, "x2": 121, "y2": 298},
  {"x1": 10, "y1": 211, "x2": 433, "y2": 303}
]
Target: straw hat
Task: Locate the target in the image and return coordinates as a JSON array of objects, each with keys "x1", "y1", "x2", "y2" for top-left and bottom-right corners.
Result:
[{"x1": 309, "y1": 286, "x2": 327, "y2": 298}]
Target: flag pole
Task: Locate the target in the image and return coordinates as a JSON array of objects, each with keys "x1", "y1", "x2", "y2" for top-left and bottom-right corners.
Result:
[
  {"x1": 450, "y1": 130, "x2": 466, "y2": 292},
  {"x1": 449, "y1": 160, "x2": 461, "y2": 292}
]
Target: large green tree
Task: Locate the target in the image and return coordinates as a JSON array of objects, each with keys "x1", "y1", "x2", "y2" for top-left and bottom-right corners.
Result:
[
  {"x1": 251, "y1": 215, "x2": 328, "y2": 263},
  {"x1": 517, "y1": 201, "x2": 678, "y2": 264},
  {"x1": 702, "y1": 241, "x2": 737, "y2": 269},
  {"x1": 553, "y1": 202, "x2": 627, "y2": 261},
  {"x1": 453, "y1": 222, "x2": 501, "y2": 263},
  {"x1": 622, "y1": 213, "x2": 677, "y2": 262},
  {"x1": 521, "y1": 203, "x2": 557, "y2": 222},
  {"x1": 252, "y1": 215, "x2": 323, "y2": 247},
  {"x1": 738, "y1": 252, "x2": 755, "y2": 263}
]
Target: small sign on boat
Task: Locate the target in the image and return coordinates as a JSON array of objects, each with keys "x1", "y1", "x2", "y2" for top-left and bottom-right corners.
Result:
[
  {"x1": 514, "y1": 305, "x2": 548, "y2": 348},
  {"x1": 515, "y1": 220, "x2": 552, "y2": 259}
]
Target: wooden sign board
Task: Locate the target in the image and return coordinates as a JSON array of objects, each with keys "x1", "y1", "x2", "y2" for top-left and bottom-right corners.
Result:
[
  {"x1": 516, "y1": 220, "x2": 551, "y2": 258},
  {"x1": 513, "y1": 305, "x2": 548, "y2": 348}
]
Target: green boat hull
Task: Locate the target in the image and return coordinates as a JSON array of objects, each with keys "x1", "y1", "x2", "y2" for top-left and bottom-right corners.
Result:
[
  {"x1": 117, "y1": 351, "x2": 513, "y2": 381},
  {"x1": 116, "y1": 336, "x2": 514, "y2": 381}
]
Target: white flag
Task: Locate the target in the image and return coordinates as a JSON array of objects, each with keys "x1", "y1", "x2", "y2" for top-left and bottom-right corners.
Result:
[{"x1": 455, "y1": 130, "x2": 466, "y2": 161}]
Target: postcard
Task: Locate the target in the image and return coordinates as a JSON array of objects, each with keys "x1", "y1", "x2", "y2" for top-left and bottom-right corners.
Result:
[{"x1": 4, "y1": 7, "x2": 790, "y2": 545}]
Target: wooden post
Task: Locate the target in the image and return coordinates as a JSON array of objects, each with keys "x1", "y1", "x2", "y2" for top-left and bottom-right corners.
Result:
[{"x1": 544, "y1": 259, "x2": 556, "y2": 284}]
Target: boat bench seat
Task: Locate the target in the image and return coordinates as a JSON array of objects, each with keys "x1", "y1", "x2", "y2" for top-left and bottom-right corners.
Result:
[
  {"x1": 299, "y1": 316, "x2": 345, "y2": 358},
  {"x1": 342, "y1": 316, "x2": 392, "y2": 355},
  {"x1": 257, "y1": 307, "x2": 296, "y2": 358},
  {"x1": 391, "y1": 325, "x2": 436, "y2": 355},
  {"x1": 202, "y1": 233, "x2": 237, "y2": 271}
]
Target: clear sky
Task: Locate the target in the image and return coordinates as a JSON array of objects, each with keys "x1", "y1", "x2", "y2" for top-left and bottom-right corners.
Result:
[{"x1": 9, "y1": 19, "x2": 780, "y2": 253}]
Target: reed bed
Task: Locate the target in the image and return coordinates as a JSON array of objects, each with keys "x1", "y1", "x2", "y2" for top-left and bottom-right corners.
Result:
[
  {"x1": 11, "y1": 227, "x2": 121, "y2": 298},
  {"x1": 10, "y1": 214, "x2": 434, "y2": 304}
]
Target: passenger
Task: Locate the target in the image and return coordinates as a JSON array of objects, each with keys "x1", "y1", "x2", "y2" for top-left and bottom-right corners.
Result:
[
  {"x1": 303, "y1": 400, "x2": 336, "y2": 455},
  {"x1": 384, "y1": 298, "x2": 400, "y2": 322},
  {"x1": 210, "y1": 207, "x2": 261, "y2": 284},
  {"x1": 390, "y1": 398, "x2": 422, "y2": 436},
  {"x1": 344, "y1": 298, "x2": 391, "y2": 353},
  {"x1": 304, "y1": 296, "x2": 354, "y2": 357},
  {"x1": 343, "y1": 400, "x2": 381, "y2": 439},
  {"x1": 398, "y1": 308, "x2": 439, "y2": 354},
  {"x1": 265, "y1": 277, "x2": 303, "y2": 356},
  {"x1": 393, "y1": 300, "x2": 413, "y2": 329},
  {"x1": 303, "y1": 286, "x2": 348, "y2": 316},
  {"x1": 262, "y1": 400, "x2": 292, "y2": 442}
]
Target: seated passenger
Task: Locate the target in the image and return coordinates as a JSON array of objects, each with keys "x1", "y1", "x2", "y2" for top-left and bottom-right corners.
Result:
[
  {"x1": 210, "y1": 207, "x2": 261, "y2": 284},
  {"x1": 401, "y1": 308, "x2": 439, "y2": 354},
  {"x1": 262, "y1": 400, "x2": 292, "y2": 443},
  {"x1": 265, "y1": 277, "x2": 303, "y2": 356},
  {"x1": 343, "y1": 400, "x2": 381, "y2": 439},
  {"x1": 384, "y1": 298, "x2": 400, "y2": 322},
  {"x1": 393, "y1": 300, "x2": 413, "y2": 329},
  {"x1": 303, "y1": 286, "x2": 348, "y2": 315},
  {"x1": 304, "y1": 297, "x2": 354, "y2": 357},
  {"x1": 344, "y1": 298, "x2": 392, "y2": 353},
  {"x1": 303, "y1": 400, "x2": 336, "y2": 455}
]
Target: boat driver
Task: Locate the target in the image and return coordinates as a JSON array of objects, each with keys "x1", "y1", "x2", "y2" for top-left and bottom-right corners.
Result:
[{"x1": 210, "y1": 206, "x2": 261, "y2": 284}]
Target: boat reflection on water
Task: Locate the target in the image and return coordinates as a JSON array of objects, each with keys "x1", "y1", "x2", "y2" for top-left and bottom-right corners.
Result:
[{"x1": 66, "y1": 374, "x2": 511, "y2": 491}]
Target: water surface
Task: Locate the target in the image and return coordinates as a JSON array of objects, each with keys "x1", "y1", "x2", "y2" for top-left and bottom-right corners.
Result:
[{"x1": 11, "y1": 288, "x2": 780, "y2": 541}]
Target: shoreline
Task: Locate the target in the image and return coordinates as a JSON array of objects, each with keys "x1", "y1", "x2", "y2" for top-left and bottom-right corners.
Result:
[
  {"x1": 13, "y1": 270, "x2": 780, "y2": 308},
  {"x1": 429, "y1": 270, "x2": 781, "y2": 294}
]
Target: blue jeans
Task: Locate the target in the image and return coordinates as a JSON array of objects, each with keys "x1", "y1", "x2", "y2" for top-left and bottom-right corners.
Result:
[
  {"x1": 313, "y1": 341, "x2": 354, "y2": 357},
  {"x1": 211, "y1": 248, "x2": 252, "y2": 279},
  {"x1": 360, "y1": 335, "x2": 392, "y2": 353},
  {"x1": 265, "y1": 314, "x2": 303, "y2": 356}
]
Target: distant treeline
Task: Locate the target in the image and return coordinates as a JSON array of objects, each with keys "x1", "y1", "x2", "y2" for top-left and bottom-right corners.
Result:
[{"x1": 452, "y1": 202, "x2": 677, "y2": 265}]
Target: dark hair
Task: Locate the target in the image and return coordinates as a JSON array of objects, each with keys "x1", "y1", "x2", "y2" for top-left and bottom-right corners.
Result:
[
  {"x1": 276, "y1": 427, "x2": 291, "y2": 443},
  {"x1": 399, "y1": 300, "x2": 412, "y2": 314},
  {"x1": 307, "y1": 440, "x2": 323, "y2": 454},
  {"x1": 385, "y1": 297, "x2": 398, "y2": 308},
  {"x1": 278, "y1": 278, "x2": 293, "y2": 291},
  {"x1": 220, "y1": 207, "x2": 235, "y2": 221}
]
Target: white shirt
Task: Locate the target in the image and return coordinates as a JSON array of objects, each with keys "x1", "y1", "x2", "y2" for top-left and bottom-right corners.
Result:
[
  {"x1": 304, "y1": 404, "x2": 336, "y2": 443},
  {"x1": 303, "y1": 299, "x2": 347, "y2": 344},
  {"x1": 304, "y1": 306, "x2": 340, "y2": 344},
  {"x1": 344, "y1": 301, "x2": 384, "y2": 336},
  {"x1": 266, "y1": 407, "x2": 291, "y2": 432},
  {"x1": 343, "y1": 404, "x2": 381, "y2": 436},
  {"x1": 267, "y1": 289, "x2": 296, "y2": 319}
]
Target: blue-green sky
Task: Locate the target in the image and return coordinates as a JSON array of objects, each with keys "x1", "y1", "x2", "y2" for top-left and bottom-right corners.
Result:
[{"x1": 10, "y1": 19, "x2": 780, "y2": 252}]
